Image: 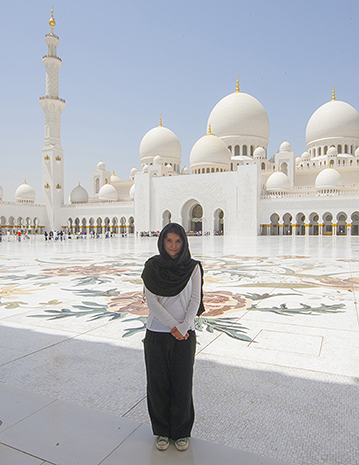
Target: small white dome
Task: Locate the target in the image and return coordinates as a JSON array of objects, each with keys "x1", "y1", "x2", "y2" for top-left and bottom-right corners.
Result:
[
  {"x1": 140, "y1": 125, "x2": 181, "y2": 165},
  {"x1": 97, "y1": 161, "x2": 106, "y2": 170},
  {"x1": 280, "y1": 140, "x2": 291, "y2": 152},
  {"x1": 355, "y1": 147, "x2": 359, "y2": 157},
  {"x1": 153, "y1": 155, "x2": 163, "y2": 165},
  {"x1": 129, "y1": 184, "x2": 135, "y2": 199},
  {"x1": 98, "y1": 182, "x2": 117, "y2": 201},
  {"x1": 190, "y1": 133, "x2": 230, "y2": 170},
  {"x1": 253, "y1": 146, "x2": 265, "y2": 158},
  {"x1": 15, "y1": 181, "x2": 35, "y2": 203},
  {"x1": 315, "y1": 167, "x2": 342, "y2": 189},
  {"x1": 0, "y1": 184, "x2": 3, "y2": 200},
  {"x1": 130, "y1": 167, "x2": 139, "y2": 179},
  {"x1": 143, "y1": 164, "x2": 149, "y2": 173},
  {"x1": 70, "y1": 184, "x2": 89, "y2": 204},
  {"x1": 327, "y1": 146, "x2": 338, "y2": 156},
  {"x1": 266, "y1": 171, "x2": 291, "y2": 192},
  {"x1": 301, "y1": 151, "x2": 310, "y2": 159},
  {"x1": 167, "y1": 164, "x2": 173, "y2": 172},
  {"x1": 111, "y1": 172, "x2": 121, "y2": 183},
  {"x1": 181, "y1": 166, "x2": 189, "y2": 175}
]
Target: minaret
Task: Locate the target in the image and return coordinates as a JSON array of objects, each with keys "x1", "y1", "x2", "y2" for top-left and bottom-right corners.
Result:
[{"x1": 39, "y1": 7, "x2": 65, "y2": 230}]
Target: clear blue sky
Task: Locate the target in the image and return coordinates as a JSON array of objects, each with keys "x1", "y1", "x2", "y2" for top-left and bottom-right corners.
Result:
[{"x1": 1, "y1": 0, "x2": 358, "y2": 201}]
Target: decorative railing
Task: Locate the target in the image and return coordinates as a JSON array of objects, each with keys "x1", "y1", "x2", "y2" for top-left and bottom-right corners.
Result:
[{"x1": 39, "y1": 96, "x2": 66, "y2": 103}]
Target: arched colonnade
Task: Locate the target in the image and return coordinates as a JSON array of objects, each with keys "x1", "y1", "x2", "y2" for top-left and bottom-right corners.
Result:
[{"x1": 261, "y1": 211, "x2": 359, "y2": 236}]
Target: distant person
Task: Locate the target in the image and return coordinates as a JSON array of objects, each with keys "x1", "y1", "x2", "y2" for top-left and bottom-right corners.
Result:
[{"x1": 141, "y1": 223, "x2": 204, "y2": 452}]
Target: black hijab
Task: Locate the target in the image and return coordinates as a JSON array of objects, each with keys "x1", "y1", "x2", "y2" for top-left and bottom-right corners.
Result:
[{"x1": 141, "y1": 223, "x2": 205, "y2": 314}]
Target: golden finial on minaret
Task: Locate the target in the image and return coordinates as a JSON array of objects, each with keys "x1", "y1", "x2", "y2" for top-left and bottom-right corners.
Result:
[
  {"x1": 159, "y1": 114, "x2": 162, "y2": 127},
  {"x1": 49, "y1": 6, "x2": 56, "y2": 27},
  {"x1": 206, "y1": 124, "x2": 212, "y2": 135},
  {"x1": 236, "y1": 74, "x2": 240, "y2": 93},
  {"x1": 332, "y1": 85, "x2": 336, "y2": 101}
]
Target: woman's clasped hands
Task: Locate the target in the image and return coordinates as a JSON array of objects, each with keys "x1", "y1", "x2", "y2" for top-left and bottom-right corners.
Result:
[{"x1": 170, "y1": 327, "x2": 189, "y2": 340}]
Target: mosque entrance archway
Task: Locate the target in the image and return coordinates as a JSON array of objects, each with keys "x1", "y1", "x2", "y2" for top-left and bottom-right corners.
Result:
[
  {"x1": 96, "y1": 217, "x2": 102, "y2": 234},
  {"x1": 309, "y1": 212, "x2": 319, "y2": 235},
  {"x1": 67, "y1": 218, "x2": 73, "y2": 234},
  {"x1": 181, "y1": 199, "x2": 202, "y2": 232},
  {"x1": 191, "y1": 204, "x2": 203, "y2": 233},
  {"x1": 323, "y1": 212, "x2": 333, "y2": 235},
  {"x1": 119, "y1": 217, "x2": 126, "y2": 235},
  {"x1": 337, "y1": 212, "x2": 347, "y2": 235},
  {"x1": 9, "y1": 216, "x2": 15, "y2": 233},
  {"x1": 162, "y1": 210, "x2": 171, "y2": 228},
  {"x1": 213, "y1": 209, "x2": 224, "y2": 235},
  {"x1": 74, "y1": 217, "x2": 80, "y2": 234},
  {"x1": 283, "y1": 213, "x2": 292, "y2": 235},
  {"x1": 270, "y1": 213, "x2": 279, "y2": 235},
  {"x1": 104, "y1": 217, "x2": 110, "y2": 233},
  {"x1": 351, "y1": 212, "x2": 359, "y2": 235},
  {"x1": 112, "y1": 217, "x2": 118, "y2": 233},
  {"x1": 89, "y1": 218, "x2": 95, "y2": 234},
  {"x1": 82, "y1": 218, "x2": 87, "y2": 235},
  {"x1": 129, "y1": 217, "x2": 135, "y2": 233},
  {"x1": 296, "y1": 212, "x2": 305, "y2": 235}
]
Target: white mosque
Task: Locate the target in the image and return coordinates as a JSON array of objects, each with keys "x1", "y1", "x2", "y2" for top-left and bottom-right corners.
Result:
[{"x1": 1, "y1": 10, "x2": 359, "y2": 237}]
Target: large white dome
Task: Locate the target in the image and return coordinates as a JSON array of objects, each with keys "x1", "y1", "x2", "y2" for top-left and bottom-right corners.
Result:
[
  {"x1": 98, "y1": 182, "x2": 117, "y2": 201},
  {"x1": 306, "y1": 100, "x2": 359, "y2": 145},
  {"x1": 315, "y1": 167, "x2": 342, "y2": 189},
  {"x1": 70, "y1": 184, "x2": 88, "y2": 204},
  {"x1": 190, "y1": 133, "x2": 231, "y2": 171},
  {"x1": 207, "y1": 91, "x2": 270, "y2": 140},
  {"x1": 140, "y1": 125, "x2": 181, "y2": 165},
  {"x1": 266, "y1": 171, "x2": 291, "y2": 192},
  {"x1": 15, "y1": 181, "x2": 35, "y2": 203}
]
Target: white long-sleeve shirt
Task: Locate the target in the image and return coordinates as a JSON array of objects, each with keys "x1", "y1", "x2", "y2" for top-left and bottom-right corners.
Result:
[{"x1": 145, "y1": 264, "x2": 201, "y2": 337}]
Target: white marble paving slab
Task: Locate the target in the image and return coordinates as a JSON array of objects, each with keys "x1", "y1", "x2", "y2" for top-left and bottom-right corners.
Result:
[
  {"x1": 0, "y1": 444, "x2": 48, "y2": 465},
  {"x1": 0, "y1": 398, "x2": 141, "y2": 465},
  {"x1": 0, "y1": 383, "x2": 55, "y2": 433},
  {"x1": 101, "y1": 423, "x2": 291, "y2": 465}
]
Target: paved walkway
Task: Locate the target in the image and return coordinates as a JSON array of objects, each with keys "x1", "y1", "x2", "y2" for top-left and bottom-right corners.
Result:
[
  {"x1": 0, "y1": 235, "x2": 358, "y2": 465},
  {"x1": 0, "y1": 382, "x2": 289, "y2": 465}
]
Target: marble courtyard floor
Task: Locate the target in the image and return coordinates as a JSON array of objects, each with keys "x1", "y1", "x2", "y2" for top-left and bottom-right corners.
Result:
[{"x1": 0, "y1": 234, "x2": 358, "y2": 465}]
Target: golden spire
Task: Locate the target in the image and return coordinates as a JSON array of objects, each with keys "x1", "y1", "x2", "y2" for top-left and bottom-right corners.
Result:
[
  {"x1": 332, "y1": 85, "x2": 336, "y2": 101},
  {"x1": 159, "y1": 114, "x2": 162, "y2": 127},
  {"x1": 206, "y1": 124, "x2": 212, "y2": 135},
  {"x1": 49, "y1": 6, "x2": 56, "y2": 27},
  {"x1": 236, "y1": 74, "x2": 240, "y2": 93}
]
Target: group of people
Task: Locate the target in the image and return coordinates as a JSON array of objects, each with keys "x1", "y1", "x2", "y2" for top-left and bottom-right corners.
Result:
[
  {"x1": 0, "y1": 230, "x2": 30, "y2": 242},
  {"x1": 141, "y1": 223, "x2": 204, "y2": 451}
]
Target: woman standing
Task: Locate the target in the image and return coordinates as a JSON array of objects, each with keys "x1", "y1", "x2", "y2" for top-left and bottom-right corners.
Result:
[{"x1": 141, "y1": 223, "x2": 202, "y2": 451}]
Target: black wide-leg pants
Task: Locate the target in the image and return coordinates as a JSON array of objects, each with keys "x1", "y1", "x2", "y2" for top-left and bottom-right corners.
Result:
[{"x1": 144, "y1": 329, "x2": 196, "y2": 440}]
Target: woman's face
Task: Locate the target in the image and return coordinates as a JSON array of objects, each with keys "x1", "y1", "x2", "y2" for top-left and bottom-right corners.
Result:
[{"x1": 164, "y1": 232, "x2": 183, "y2": 259}]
